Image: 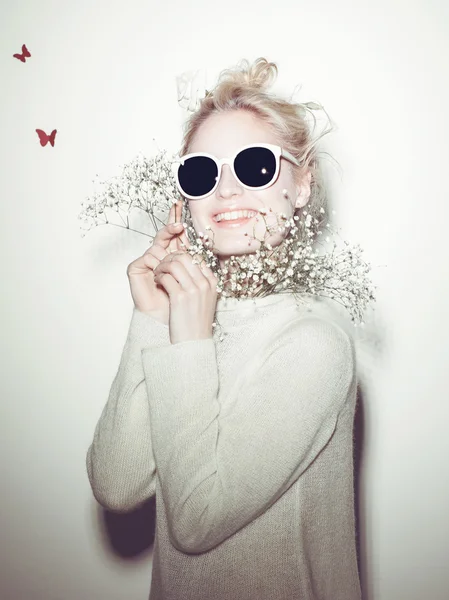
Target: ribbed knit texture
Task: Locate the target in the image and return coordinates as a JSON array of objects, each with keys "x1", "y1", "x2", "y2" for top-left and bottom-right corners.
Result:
[{"x1": 86, "y1": 292, "x2": 362, "y2": 600}]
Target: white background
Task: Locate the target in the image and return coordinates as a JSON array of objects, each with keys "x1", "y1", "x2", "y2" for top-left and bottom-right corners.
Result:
[{"x1": 1, "y1": 1, "x2": 448, "y2": 599}]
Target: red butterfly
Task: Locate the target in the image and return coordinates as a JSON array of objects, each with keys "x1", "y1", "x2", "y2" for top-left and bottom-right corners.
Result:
[
  {"x1": 36, "y1": 129, "x2": 57, "y2": 147},
  {"x1": 13, "y1": 44, "x2": 31, "y2": 62}
]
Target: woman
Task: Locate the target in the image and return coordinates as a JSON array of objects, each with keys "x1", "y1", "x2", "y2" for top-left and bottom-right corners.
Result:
[{"x1": 86, "y1": 58, "x2": 362, "y2": 600}]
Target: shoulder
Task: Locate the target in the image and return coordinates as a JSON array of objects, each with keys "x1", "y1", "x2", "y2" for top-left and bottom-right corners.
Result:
[
  {"x1": 292, "y1": 314, "x2": 354, "y2": 358},
  {"x1": 294, "y1": 295, "x2": 355, "y2": 352},
  {"x1": 271, "y1": 308, "x2": 356, "y2": 379},
  {"x1": 275, "y1": 295, "x2": 354, "y2": 351},
  {"x1": 253, "y1": 312, "x2": 356, "y2": 406}
]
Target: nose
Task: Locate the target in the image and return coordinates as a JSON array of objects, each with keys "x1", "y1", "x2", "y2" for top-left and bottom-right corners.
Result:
[{"x1": 216, "y1": 164, "x2": 243, "y2": 198}]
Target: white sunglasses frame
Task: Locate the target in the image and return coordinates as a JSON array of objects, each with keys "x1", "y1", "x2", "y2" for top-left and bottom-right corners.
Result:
[{"x1": 172, "y1": 143, "x2": 300, "y2": 201}]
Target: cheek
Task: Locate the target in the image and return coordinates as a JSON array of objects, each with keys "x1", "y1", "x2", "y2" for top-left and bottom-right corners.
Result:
[
  {"x1": 186, "y1": 202, "x2": 199, "y2": 222},
  {"x1": 189, "y1": 205, "x2": 207, "y2": 223},
  {"x1": 258, "y1": 184, "x2": 293, "y2": 216},
  {"x1": 186, "y1": 204, "x2": 212, "y2": 236}
]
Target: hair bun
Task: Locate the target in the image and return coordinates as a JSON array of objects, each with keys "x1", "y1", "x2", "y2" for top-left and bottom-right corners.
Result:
[{"x1": 217, "y1": 57, "x2": 278, "y2": 93}]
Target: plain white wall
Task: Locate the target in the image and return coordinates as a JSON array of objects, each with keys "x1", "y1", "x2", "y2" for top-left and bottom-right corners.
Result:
[{"x1": 1, "y1": 1, "x2": 448, "y2": 599}]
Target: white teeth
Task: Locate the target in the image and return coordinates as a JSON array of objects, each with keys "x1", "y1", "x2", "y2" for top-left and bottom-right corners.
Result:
[{"x1": 214, "y1": 210, "x2": 257, "y2": 222}]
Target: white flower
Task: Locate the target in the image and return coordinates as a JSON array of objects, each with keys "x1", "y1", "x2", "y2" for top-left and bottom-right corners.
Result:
[{"x1": 80, "y1": 149, "x2": 377, "y2": 343}]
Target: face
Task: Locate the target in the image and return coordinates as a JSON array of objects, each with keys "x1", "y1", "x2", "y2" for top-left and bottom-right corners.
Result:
[{"x1": 184, "y1": 110, "x2": 312, "y2": 270}]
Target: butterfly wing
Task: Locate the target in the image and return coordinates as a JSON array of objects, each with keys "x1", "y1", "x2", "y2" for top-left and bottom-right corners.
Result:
[
  {"x1": 48, "y1": 130, "x2": 57, "y2": 147},
  {"x1": 13, "y1": 44, "x2": 31, "y2": 62},
  {"x1": 36, "y1": 129, "x2": 49, "y2": 146}
]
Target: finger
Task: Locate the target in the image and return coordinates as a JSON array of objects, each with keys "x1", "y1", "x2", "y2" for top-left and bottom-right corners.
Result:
[
  {"x1": 127, "y1": 250, "x2": 160, "y2": 276},
  {"x1": 153, "y1": 221, "x2": 184, "y2": 250},
  {"x1": 170, "y1": 200, "x2": 186, "y2": 253},
  {"x1": 168, "y1": 199, "x2": 178, "y2": 225},
  {"x1": 170, "y1": 198, "x2": 184, "y2": 227},
  {"x1": 154, "y1": 262, "x2": 184, "y2": 299},
  {"x1": 153, "y1": 269, "x2": 182, "y2": 297},
  {"x1": 177, "y1": 221, "x2": 191, "y2": 251},
  {"x1": 192, "y1": 254, "x2": 219, "y2": 289},
  {"x1": 139, "y1": 243, "x2": 183, "y2": 276},
  {"x1": 157, "y1": 252, "x2": 212, "y2": 290},
  {"x1": 138, "y1": 246, "x2": 170, "y2": 272},
  {"x1": 144, "y1": 243, "x2": 169, "y2": 263},
  {"x1": 197, "y1": 258, "x2": 219, "y2": 287},
  {"x1": 173, "y1": 199, "x2": 191, "y2": 252},
  {"x1": 173, "y1": 199, "x2": 190, "y2": 251},
  {"x1": 188, "y1": 252, "x2": 216, "y2": 276},
  {"x1": 173, "y1": 200, "x2": 181, "y2": 252},
  {"x1": 155, "y1": 257, "x2": 202, "y2": 292}
]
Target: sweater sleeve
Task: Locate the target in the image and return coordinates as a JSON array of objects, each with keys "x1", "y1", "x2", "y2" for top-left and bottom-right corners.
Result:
[
  {"x1": 141, "y1": 316, "x2": 355, "y2": 554},
  {"x1": 86, "y1": 307, "x2": 170, "y2": 512}
]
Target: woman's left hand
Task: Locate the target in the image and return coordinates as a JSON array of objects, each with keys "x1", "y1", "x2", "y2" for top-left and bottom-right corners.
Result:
[{"x1": 153, "y1": 251, "x2": 219, "y2": 345}]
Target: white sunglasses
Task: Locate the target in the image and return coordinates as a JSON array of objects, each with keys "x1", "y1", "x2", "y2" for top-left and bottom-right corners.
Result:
[{"x1": 173, "y1": 143, "x2": 300, "y2": 200}]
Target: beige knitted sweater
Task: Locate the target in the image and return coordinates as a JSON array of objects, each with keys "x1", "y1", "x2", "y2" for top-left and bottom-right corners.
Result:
[{"x1": 86, "y1": 292, "x2": 362, "y2": 600}]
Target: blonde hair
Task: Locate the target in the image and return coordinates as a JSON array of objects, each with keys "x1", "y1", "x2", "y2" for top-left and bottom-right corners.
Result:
[{"x1": 178, "y1": 57, "x2": 336, "y2": 235}]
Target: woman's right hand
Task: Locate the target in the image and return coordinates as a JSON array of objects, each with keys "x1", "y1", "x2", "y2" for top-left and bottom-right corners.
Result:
[{"x1": 126, "y1": 199, "x2": 190, "y2": 325}]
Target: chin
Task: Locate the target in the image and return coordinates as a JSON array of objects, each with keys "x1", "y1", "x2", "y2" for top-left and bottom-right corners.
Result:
[{"x1": 217, "y1": 246, "x2": 256, "y2": 256}]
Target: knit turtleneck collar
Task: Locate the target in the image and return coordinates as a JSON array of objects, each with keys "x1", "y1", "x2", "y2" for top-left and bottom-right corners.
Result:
[
  {"x1": 212, "y1": 291, "x2": 315, "y2": 338},
  {"x1": 215, "y1": 291, "x2": 300, "y2": 312}
]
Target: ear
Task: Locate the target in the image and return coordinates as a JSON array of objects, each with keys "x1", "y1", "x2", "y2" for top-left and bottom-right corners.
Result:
[{"x1": 294, "y1": 170, "x2": 312, "y2": 210}]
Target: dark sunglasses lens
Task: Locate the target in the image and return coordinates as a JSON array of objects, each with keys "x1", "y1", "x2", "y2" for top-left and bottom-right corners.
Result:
[
  {"x1": 234, "y1": 147, "x2": 277, "y2": 187},
  {"x1": 178, "y1": 156, "x2": 218, "y2": 198}
]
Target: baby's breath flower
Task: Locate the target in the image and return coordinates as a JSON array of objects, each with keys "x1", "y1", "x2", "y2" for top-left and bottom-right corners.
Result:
[{"x1": 80, "y1": 148, "x2": 377, "y2": 341}]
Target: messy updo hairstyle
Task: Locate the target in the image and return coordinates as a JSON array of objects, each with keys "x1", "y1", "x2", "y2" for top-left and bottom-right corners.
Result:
[{"x1": 178, "y1": 57, "x2": 336, "y2": 241}]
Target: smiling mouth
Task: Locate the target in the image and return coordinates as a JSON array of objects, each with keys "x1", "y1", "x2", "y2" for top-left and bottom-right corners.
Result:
[
  {"x1": 212, "y1": 215, "x2": 256, "y2": 227},
  {"x1": 213, "y1": 209, "x2": 259, "y2": 224}
]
